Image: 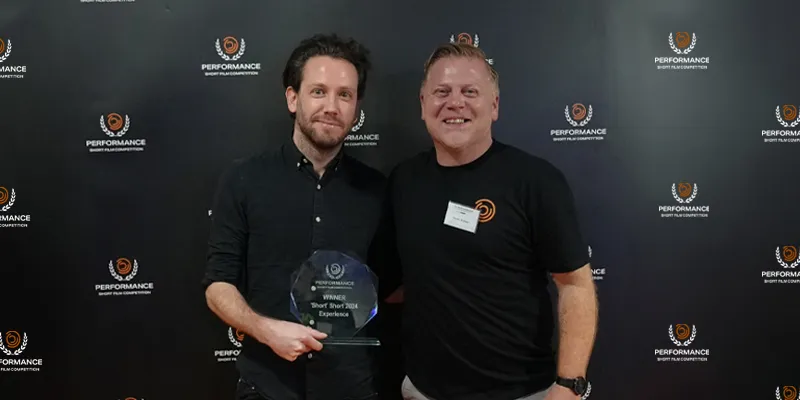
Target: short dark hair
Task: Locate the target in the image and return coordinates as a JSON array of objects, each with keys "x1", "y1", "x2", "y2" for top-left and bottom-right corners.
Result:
[{"x1": 282, "y1": 33, "x2": 372, "y2": 102}]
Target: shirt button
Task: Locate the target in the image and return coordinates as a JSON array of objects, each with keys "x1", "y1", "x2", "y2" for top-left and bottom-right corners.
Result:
[
  {"x1": 303, "y1": 158, "x2": 308, "y2": 164},
  {"x1": 308, "y1": 353, "x2": 313, "y2": 359},
  {"x1": 315, "y1": 217, "x2": 321, "y2": 223},
  {"x1": 296, "y1": 162, "x2": 300, "y2": 168},
  {"x1": 316, "y1": 184, "x2": 321, "y2": 190}
]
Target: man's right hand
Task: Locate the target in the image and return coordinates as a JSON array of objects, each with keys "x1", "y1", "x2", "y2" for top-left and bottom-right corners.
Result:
[{"x1": 253, "y1": 318, "x2": 328, "y2": 362}]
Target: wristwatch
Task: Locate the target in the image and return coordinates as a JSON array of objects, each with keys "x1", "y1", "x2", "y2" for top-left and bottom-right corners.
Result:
[{"x1": 555, "y1": 376, "x2": 588, "y2": 396}]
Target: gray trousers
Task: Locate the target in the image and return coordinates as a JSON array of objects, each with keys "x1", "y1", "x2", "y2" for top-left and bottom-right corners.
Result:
[{"x1": 401, "y1": 376, "x2": 550, "y2": 400}]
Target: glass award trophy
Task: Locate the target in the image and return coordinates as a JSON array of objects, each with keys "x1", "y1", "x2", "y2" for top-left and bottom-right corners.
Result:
[{"x1": 290, "y1": 249, "x2": 380, "y2": 346}]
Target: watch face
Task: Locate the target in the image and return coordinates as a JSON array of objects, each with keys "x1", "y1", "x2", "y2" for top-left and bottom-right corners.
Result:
[{"x1": 574, "y1": 378, "x2": 588, "y2": 395}]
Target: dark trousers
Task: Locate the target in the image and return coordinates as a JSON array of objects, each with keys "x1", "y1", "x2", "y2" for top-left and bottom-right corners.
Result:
[
  {"x1": 235, "y1": 378, "x2": 266, "y2": 400},
  {"x1": 235, "y1": 377, "x2": 380, "y2": 400}
]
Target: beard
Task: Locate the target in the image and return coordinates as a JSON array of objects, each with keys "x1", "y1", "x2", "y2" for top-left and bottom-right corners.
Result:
[{"x1": 296, "y1": 107, "x2": 351, "y2": 150}]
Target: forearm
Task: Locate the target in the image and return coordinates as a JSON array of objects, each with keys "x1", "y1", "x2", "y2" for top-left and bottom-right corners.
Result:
[
  {"x1": 205, "y1": 282, "x2": 268, "y2": 336},
  {"x1": 556, "y1": 281, "x2": 598, "y2": 377}
]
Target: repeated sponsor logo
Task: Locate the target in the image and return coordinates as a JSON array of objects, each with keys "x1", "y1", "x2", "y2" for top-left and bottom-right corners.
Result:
[
  {"x1": 344, "y1": 110, "x2": 379, "y2": 147},
  {"x1": 449, "y1": 32, "x2": 494, "y2": 65},
  {"x1": 0, "y1": 330, "x2": 42, "y2": 372},
  {"x1": 655, "y1": 324, "x2": 709, "y2": 362},
  {"x1": 202, "y1": 36, "x2": 261, "y2": 77},
  {"x1": 588, "y1": 245, "x2": 606, "y2": 281},
  {"x1": 0, "y1": 186, "x2": 31, "y2": 228},
  {"x1": 550, "y1": 103, "x2": 607, "y2": 142},
  {"x1": 762, "y1": 105, "x2": 800, "y2": 143},
  {"x1": 86, "y1": 113, "x2": 146, "y2": 153},
  {"x1": 762, "y1": 245, "x2": 800, "y2": 284},
  {"x1": 95, "y1": 257, "x2": 154, "y2": 296},
  {"x1": 658, "y1": 182, "x2": 710, "y2": 218},
  {"x1": 214, "y1": 327, "x2": 244, "y2": 363},
  {"x1": 0, "y1": 37, "x2": 27, "y2": 79},
  {"x1": 654, "y1": 31, "x2": 710, "y2": 70}
]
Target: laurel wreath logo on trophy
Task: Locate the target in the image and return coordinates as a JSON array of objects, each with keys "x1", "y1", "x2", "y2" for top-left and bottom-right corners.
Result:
[
  {"x1": 0, "y1": 38, "x2": 11, "y2": 63},
  {"x1": 672, "y1": 182, "x2": 697, "y2": 204},
  {"x1": 776, "y1": 246, "x2": 800, "y2": 269},
  {"x1": 100, "y1": 113, "x2": 131, "y2": 138},
  {"x1": 228, "y1": 327, "x2": 244, "y2": 348},
  {"x1": 669, "y1": 32, "x2": 696, "y2": 55},
  {"x1": 0, "y1": 187, "x2": 16, "y2": 212},
  {"x1": 776, "y1": 105, "x2": 800, "y2": 128},
  {"x1": 216, "y1": 36, "x2": 246, "y2": 61},
  {"x1": 0, "y1": 331, "x2": 28, "y2": 356},
  {"x1": 669, "y1": 324, "x2": 696, "y2": 347},
  {"x1": 777, "y1": 386, "x2": 797, "y2": 400},
  {"x1": 564, "y1": 103, "x2": 593, "y2": 127},
  {"x1": 108, "y1": 258, "x2": 139, "y2": 282},
  {"x1": 326, "y1": 263, "x2": 346, "y2": 280}
]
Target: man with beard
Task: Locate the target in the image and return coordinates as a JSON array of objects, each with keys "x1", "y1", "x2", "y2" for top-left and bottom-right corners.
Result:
[{"x1": 203, "y1": 33, "x2": 387, "y2": 400}]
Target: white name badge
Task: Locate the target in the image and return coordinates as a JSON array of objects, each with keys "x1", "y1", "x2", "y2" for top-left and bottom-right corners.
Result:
[{"x1": 443, "y1": 201, "x2": 480, "y2": 234}]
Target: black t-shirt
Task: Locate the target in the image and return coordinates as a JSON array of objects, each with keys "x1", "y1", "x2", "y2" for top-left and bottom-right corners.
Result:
[{"x1": 387, "y1": 139, "x2": 588, "y2": 400}]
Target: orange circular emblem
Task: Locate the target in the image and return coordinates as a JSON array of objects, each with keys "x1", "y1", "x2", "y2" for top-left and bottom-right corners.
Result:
[
  {"x1": 475, "y1": 199, "x2": 495, "y2": 223},
  {"x1": 783, "y1": 386, "x2": 797, "y2": 400},
  {"x1": 116, "y1": 258, "x2": 132, "y2": 275},
  {"x1": 783, "y1": 246, "x2": 798, "y2": 262},
  {"x1": 783, "y1": 105, "x2": 797, "y2": 121},
  {"x1": 677, "y1": 182, "x2": 692, "y2": 198},
  {"x1": 5, "y1": 331, "x2": 21, "y2": 349},
  {"x1": 235, "y1": 329, "x2": 245, "y2": 341},
  {"x1": 0, "y1": 187, "x2": 8, "y2": 205},
  {"x1": 456, "y1": 33, "x2": 473, "y2": 46},
  {"x1": 675, "y1": 324, "x2": 690, "y2": 340},
  {"x1": 571, "y1": 104, "x2": 587, "y2": 121},
  {"x1": 223, "y1": 37, "x2": 239, "y2": 55},
  {"x1": 107, "y1": 113, "x2": 124, "y2": 131},
  {"x1": 0, "y1": 39, "x2": 5, "y2": 54},
  {"x1": 675, "y1": 32, "x2": 691, "y2": 49}
]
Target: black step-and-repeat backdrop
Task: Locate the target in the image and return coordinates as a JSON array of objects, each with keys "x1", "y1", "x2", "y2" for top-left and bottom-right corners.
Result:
[{"x1": 1, "y1": 0, "x2": 798, "y2": 399}]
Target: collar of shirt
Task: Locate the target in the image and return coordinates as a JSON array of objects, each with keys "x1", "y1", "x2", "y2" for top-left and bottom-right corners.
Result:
[{"x1": 282, "y1": 136, "x2": 346, "y2": 176}]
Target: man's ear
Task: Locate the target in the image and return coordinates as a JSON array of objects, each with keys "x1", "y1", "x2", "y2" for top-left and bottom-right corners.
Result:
[{"x1": 286, "y1": 86, "x2": 297, "y2": 113}]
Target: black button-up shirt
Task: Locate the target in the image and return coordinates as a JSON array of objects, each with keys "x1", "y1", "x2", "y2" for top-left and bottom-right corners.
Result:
[{"x1": 203, "y1": 137, "x2": 387, "y2": 400}]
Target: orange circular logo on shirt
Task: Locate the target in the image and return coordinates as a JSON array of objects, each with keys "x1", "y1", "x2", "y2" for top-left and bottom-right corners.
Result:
[{"x1": 475, "y1": 199, "x2": 495, "y2": 223}]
